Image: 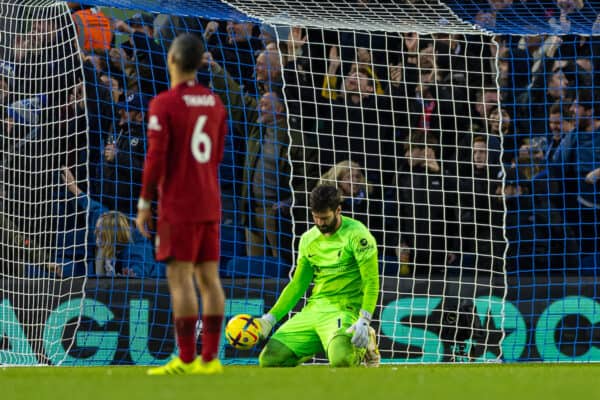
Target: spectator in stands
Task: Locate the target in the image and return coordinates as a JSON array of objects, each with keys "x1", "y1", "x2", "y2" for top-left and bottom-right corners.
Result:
[
  {"x1": 546, "y1": 101, "x2": 576, "y2": 160},
  {"x1": 321, "y1": 46, "x2": 385, "y2": 103},
  {"x1": 456, "y1": 98, "x2": 503, "y2": 176},
  {"x1": 1, "y1": 95, "x2": 68, "y2": 276},
  {"x1": 394, "y1": 132, "x2": 459, "y2": 276},
  {"x1": 516, "y1": 61, "x2": 576, "y2": 135},
  {"x1": 319, "y1": 160, "x2": 396, "y2": 257},
  {"x1": 67, "y1": 66, "x2": 113, "y2": 196},
  {"x1": 488, "y1": 106, "x2": 514, "y2": 164},
  {"x1": 551, "y1": 88, "x2": 600, "y2": 258},
  {"x1": 102, "y1": 92, "x2": 149, "y2": 216},
  {"x1": 471, "y1": 87, "x2": 500, "y2": 134},
  {"x1": 114, "y1": 13, "x2": 169, "y2": 95},
  {"x1": 107, "y1": 46, "x2": 134, "y2": 83},
  {"x1": 204, "y1": 53, "x2": 319, "y2": 263},
  {"x1": 401, "y1": 38, "x2": 471, "y2": 169},
  {"x1": 515, "y1": 137, "x2": 546, "y2": 180},
  {"x1": 320, "y1": 65, "x2": 395, "y2": 188},
  {"x1": 57, "y1": 167, "x2": 164, "y2": 278},
  {"x1": 69, "y1": 4, "x2": 113, "y2": 52},
  {"x1": 0, "y1": 99, "x2": 55, "y2": 276},
  {"x1": 501, "y1": 167, "x2": 538, "y2": 273},
  {"x1": 548, "y1": 0, "x2": 584, "y2": 33},
  {"x1": 154, "y1": 14, "x2": 204, "y2": 49},
  {"x1": 204, "y1": 20, "x2": 263, "y2": 95},
  {"x1": 11, "y1": 8, "x2": 80, "y2": 109},
  {"x1": 99, "y1": 72, "x2": 124, "y2": 104},
  {"x1": 0, "y1": 61, "x2": 16, "y2": 107},
  {"x1": 459, "y1": 136, "x2": 504, "y2": 273}
]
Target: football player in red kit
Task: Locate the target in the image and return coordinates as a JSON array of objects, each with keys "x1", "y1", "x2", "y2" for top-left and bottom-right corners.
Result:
[{"x1": 136, "y1": 33, "x2": 228, "y2": 375}]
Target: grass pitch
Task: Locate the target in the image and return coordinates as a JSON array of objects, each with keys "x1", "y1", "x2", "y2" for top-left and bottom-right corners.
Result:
[{"x1": 1, "y1": 364, "x2": 598, "y2": 400}]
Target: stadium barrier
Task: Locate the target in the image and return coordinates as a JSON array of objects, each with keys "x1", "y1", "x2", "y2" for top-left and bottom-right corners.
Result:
[{"x1": 1, "y1": 276, "x2": 598, "y2": 365}]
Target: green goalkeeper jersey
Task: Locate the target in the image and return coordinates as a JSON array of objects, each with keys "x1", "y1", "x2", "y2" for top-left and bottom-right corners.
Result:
[{"x1": 269, "y1": 215, "x2": 380, "y2": 321}]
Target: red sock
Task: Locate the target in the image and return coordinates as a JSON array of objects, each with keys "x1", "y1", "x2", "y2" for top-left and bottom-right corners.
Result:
[
  {"x1": 175, "y1": 316, "x2": 198, "y2": 363},
  {"x1": 201, "y1": 315, "x2": 224, "y2": 362}
]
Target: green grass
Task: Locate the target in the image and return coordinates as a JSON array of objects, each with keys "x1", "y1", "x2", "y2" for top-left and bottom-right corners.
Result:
[{"x1": 1, "y1": 364, "x2": 599, "y2": 400}]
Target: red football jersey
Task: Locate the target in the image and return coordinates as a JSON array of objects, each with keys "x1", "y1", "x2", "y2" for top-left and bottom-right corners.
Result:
[{"x1": 140, "y1": 80, "x2": 227, "y2": 224}]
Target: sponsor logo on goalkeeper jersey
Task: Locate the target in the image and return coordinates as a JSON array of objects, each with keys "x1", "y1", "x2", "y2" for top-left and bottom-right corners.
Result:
[
  {"x1": 356, "y1": 237, "x2": 374, "y2": 253},
  {"x1": 313, "y1": 262, "x2": 353, "y2": 275},
  {"x1": 182, "y1": 94, "x2": 215, "y2": 107}
]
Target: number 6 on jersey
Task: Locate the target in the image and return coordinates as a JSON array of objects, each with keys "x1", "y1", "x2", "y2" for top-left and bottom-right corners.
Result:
[{"x1": 191, "y1": 114, "x2": 212, "y2": 163}]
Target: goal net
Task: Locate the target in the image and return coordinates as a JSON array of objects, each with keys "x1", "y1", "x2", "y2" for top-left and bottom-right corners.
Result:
[
  {"x1": 0, "y1": 0, "x2": 87, "y2": 365},
  {"x1": 2, "y1": 0, "x2": 599, "y2": 365}
]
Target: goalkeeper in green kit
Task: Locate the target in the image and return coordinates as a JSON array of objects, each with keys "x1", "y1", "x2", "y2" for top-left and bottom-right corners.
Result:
[{"x1": 256, "y1": 184, "x2": 380, "y2": 367}]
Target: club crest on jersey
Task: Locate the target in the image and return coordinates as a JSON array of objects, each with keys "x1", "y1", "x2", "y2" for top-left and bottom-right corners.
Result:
[{"x1": 148, "y1": 115, "x2": 162, "y2": 131}]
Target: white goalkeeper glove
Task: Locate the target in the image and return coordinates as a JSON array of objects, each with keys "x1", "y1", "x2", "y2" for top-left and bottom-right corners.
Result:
[
  {"x1": 255, "y1": 313, "x2": 276, "y2": 340},
  {"x1": 346, "y1": 310, "x2": 371, "y2": 348}
]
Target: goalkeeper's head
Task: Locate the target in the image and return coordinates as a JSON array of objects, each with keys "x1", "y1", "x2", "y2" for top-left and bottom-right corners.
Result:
[
  {"x1": 168, "y1": 33, "x2": 204, "y2": 77},
  {"x1": 310, "y1": 185, "x2": 343, "y2": 235}
]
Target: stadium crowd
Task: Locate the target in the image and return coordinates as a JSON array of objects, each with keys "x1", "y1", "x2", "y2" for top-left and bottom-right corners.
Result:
[{"x1": 1, "y1": 0, "x2": 600, "y2": 279}]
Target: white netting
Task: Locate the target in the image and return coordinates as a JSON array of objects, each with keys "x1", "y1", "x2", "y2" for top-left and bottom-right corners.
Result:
[{"x1": 0, "y1": 0, "x2": 86, "y2": 365}]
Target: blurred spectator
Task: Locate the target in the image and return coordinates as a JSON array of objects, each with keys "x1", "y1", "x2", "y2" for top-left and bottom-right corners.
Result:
[
  {"x1": 320, "y1": 65, "x2": 395, "y2": 188},
  {"x1": 11, "y1": 8, "x2": 80, "y2": 108},
  {"x1": 102, "y1": 92, "x2": 149, "y2": 216},
  {"x1": 115, "y1": 13, "x2": 169, "y2": 95},
  {"x1": 488, "y1": 106, "x2": 514, "y2": 164},
  {"x1": 459, "y1": 136, "x2": 504, "y2": 273},
  {"x1": 321, "y1": 46, "x2": 385, "y2": 102},
  {"x1": 394, "y1": 132, "x2": 459, "y2": 276},
  {"x1": 206, "y1": 54, "x2": 318, "y2": 263},
  {"x1": 57, "y1": 167, "x2": 164, "y2": 277},
  {"x1": 546, "y1": 100, "x2": 576, "y2": 160},
  {"x1": 70, "y1": 5, "x2": 113, "y2": 52},
  {"x1": 204, "y1": 20, "x2": 262, "y2": 95},
  {"x1": 66, "y1": 67, "x2": 113, "y2": 196},
  {"x1": 516, "y1": 50, "x2": 576, "y2": 135},
  {"x1": 515, "y1": 137, "x2": 546, "y2": 179},
  {"x1": 0, "y1": 61, "x2": 16, "y2": 107},
  {"x1": 99, "y1": 72, "x2": 125, "y2": 104},
  {"x1": 319, "y1": 160, "x2": 397, "y2": 256},
  {"x1": 456, "y1": 97, "x2": 502, "y2": 176},
  {"x1": 548, "y1": 0, "x2": 584, "y2": 33},
  {"x1": 551, "y1": 88, "x2": 600, "y2": 257},
  {"x1": 154, "y1": 14, "x2": 204, "y2": 49},
  {"x1": 501, "y1": 167, "x2": 541, "y2": 273}
]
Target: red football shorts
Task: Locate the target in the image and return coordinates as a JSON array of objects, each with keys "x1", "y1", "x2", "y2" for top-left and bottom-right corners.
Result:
[{"x1": 156, "y1": 220, "x2": 220, "y2": 264}]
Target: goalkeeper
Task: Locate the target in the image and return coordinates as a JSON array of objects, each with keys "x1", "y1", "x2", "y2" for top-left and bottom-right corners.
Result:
[{"x1": 256, "y1": 184, "x2": 380, "y2": 367}]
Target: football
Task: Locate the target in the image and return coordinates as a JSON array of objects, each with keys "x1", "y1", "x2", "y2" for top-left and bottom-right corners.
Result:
[{"x1": 225, "y1": 314, "x2": 260, "y2": 350}]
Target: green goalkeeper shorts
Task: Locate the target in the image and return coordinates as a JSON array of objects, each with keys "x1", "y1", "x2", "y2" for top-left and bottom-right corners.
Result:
[{"x1": 270, "y1": 302, "x2": 356, "y2": 358}]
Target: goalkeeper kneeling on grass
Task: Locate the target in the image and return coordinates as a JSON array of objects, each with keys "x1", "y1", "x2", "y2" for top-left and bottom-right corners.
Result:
[{"x1": 256, "y1": 184, "x2": 380, "y2": 367}]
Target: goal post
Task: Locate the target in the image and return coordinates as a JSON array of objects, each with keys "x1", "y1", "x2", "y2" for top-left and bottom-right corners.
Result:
[{"x1": 1, "y1": 0, "x2": 600, "y2": 365}]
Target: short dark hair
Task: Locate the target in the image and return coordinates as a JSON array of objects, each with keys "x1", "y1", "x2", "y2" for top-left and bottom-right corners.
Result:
[
  {"x1": 169, "y1": 34, "x2": 203, "y2": 73},
  {"x1": 549, "y1": 100, "x2": 572, "y2": 118},
  {"x1": 310, "y1": 185, "x2": 342, "y2": 213}
]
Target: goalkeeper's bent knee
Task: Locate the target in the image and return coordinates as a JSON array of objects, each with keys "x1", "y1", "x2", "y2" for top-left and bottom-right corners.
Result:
[
  {"x1": 258, "y1": 339, "x2": 301, "y2": 367},
  {"x1": 327, "y1": 334, "x2": 361, "y2": 367}
]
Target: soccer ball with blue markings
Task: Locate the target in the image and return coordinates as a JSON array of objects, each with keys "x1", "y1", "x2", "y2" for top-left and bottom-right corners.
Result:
[{"x1": 225, "y1": 314, "x2": 260, "y2": 350}]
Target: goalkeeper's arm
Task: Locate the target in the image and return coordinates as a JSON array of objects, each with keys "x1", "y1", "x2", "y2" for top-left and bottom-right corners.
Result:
[
  {"x1": 359, "y1": 253, "x2": 380, "y2": 317},
  {"x1": 256, "y1": 259, "x2": 313, "y2": 339},
  {"x1": 347, "y1": 248, "x2": 380, "y2": 348}
]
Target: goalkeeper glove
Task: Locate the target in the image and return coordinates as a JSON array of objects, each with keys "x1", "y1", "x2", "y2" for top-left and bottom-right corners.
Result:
[
  {"x1": 256, "y1": 313, "x2": 276, "y2": 340},
  {"x1": 346, "y1": 310, "x2": 371, "y2": 348}
]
